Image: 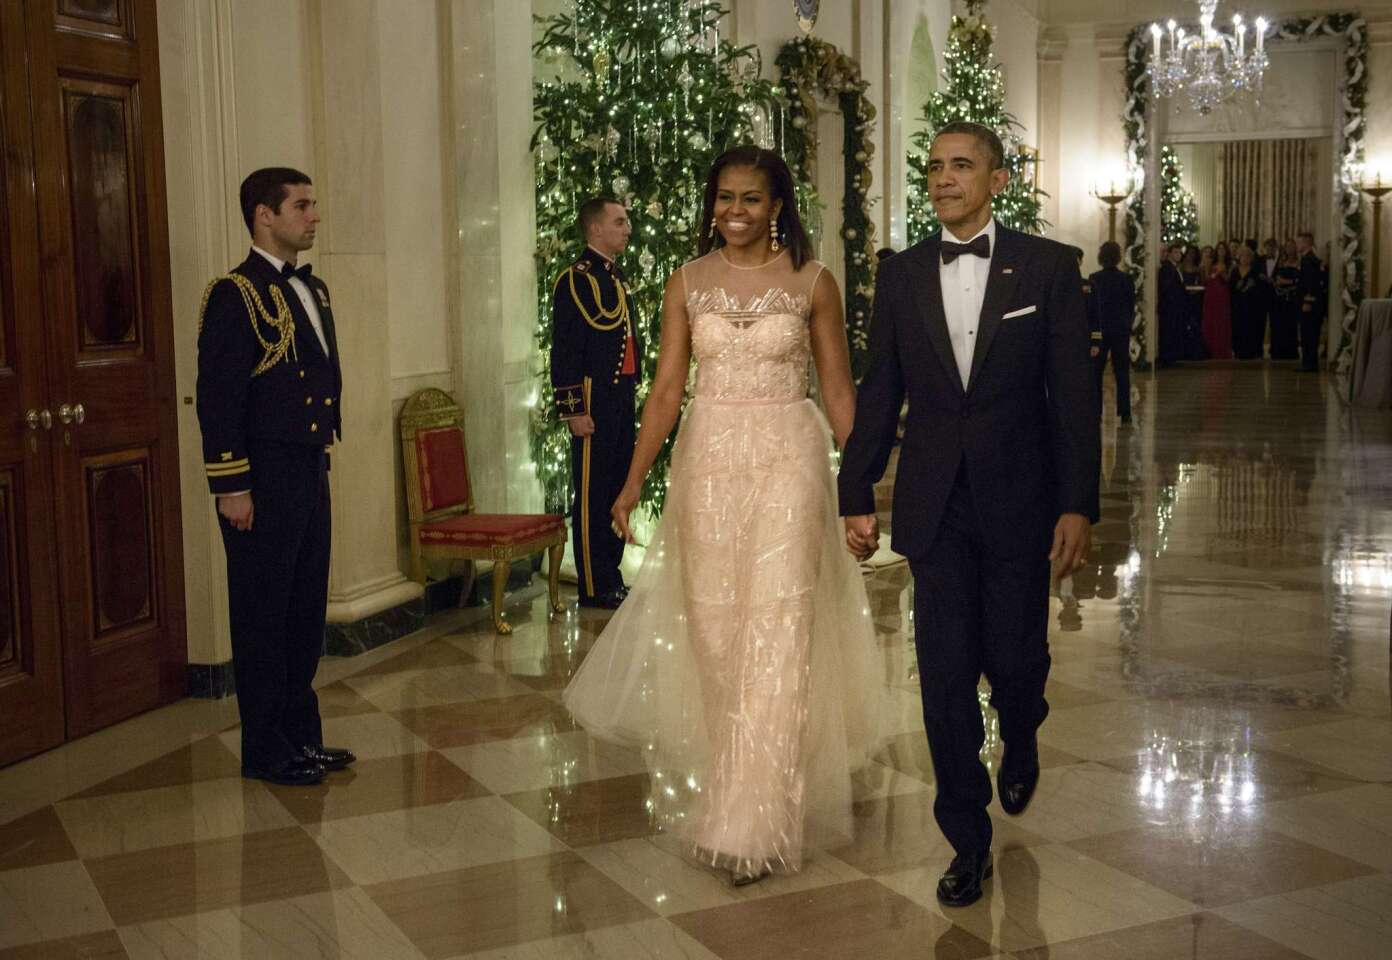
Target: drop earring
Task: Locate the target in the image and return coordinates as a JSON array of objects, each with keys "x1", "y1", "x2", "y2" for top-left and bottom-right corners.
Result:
[
  {"x1": 769, "y1": 215, "x2": 781, "y2": 253},
  {"x1": 708, "y1": 216, "x2": 718, "y2": 239}
]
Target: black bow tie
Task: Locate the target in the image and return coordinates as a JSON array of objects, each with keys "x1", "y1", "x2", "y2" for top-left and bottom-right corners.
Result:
[
  {"x1": 281, "y1": 261, "x2": 312, "y2": 282},
  {"x1": 941, "y1": 234, "x2": 990, "y2": 264}
]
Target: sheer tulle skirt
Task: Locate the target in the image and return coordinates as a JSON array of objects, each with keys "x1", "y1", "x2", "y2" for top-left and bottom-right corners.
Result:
[{"x1": 562, "y1": 397, "x2": 889, "y2": 876}]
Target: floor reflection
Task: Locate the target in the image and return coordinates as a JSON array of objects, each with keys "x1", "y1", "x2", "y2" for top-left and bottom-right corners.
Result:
[{"x1": 1, "y1": 365, "x2": 1389, "y2": 958}]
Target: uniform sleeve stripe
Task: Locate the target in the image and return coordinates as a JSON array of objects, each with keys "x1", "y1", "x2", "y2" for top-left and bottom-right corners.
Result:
[{"x1": 205, "y1": 461, "x2": 251, "y2": 476}]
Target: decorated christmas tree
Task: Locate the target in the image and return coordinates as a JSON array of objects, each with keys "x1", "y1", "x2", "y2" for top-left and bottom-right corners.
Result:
[
  {"x1": 905, "y1": 0, "x2": 1045, "y2": 243},
  {"x1": 1159, "y1": 145, "x2": 1199, "y2": 249},
  {"x1": 530, "y1": 0, "x2": 784, "y2": 516}
]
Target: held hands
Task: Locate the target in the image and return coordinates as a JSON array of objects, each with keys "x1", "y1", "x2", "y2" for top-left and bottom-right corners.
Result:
[
  {"x1": 1048, "y1": 512, "x2": 1091, "y2": 586},
  {"x1": 218, "y1": 492, "x2": 254, "y2": 531},
  {"x1": 568, "y1": 415, "x2": 596, "y2": 437},
  {"x1": 610, "y1": 484, "x2": 642, "y2": 545},
  {"x1": 1090, "y1": 346, "x2": 1101, "y2": 358},
  {"x1": 844, "y1": 514, "x2": 879, "y2": 563}
]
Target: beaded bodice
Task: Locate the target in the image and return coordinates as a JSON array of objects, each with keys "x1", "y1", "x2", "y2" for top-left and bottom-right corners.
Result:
[{"x1": 681, "y1": 250, "x2": 824, "y2": 403}]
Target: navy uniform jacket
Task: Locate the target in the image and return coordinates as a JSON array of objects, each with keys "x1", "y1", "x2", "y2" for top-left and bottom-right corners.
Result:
[
  {"x1": 1082, "y1": 275, "x2": 1102, "y2": 348},
  {"x1": 1088, "y1": 267, "x2": 1137, "y2": 337},
  {"x1": 550, "y1": 246, "x2": 642, "y2": 419},
  {"x1": 196, "y1": 250, "x2": 343, "y2": 494}
]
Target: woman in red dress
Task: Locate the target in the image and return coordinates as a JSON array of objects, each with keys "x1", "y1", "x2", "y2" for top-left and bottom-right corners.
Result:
[{"x1": 1201, "y1": 241, "x2": 1233, "y2": 359}]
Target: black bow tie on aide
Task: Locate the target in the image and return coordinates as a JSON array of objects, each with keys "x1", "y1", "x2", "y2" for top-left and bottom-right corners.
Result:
[
  {"x1": 280, "y1": 261, "x2": 313, "y2": 282},
  {"x1": 941, "y1": 235, "x2": 990, "y2": 264}
]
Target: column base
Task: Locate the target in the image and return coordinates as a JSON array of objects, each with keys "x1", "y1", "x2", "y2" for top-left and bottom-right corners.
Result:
[{"x1": 323, "y1": 577, "x2": 426, "y2": 657}]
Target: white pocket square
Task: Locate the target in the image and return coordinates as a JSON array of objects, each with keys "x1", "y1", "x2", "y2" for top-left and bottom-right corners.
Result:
[{"x1": 1002, "y1": 305, "x2": 1037, "y2": 319}]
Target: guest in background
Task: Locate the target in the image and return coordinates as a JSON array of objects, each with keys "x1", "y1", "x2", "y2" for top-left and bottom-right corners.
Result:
[
  {"x1": 1270, "y1": 240, "x2": 1302, "y2": 360},
  {"x1": 1230, "y1": 244, "x2": 1271, "y2": 360},
  {"x1": 876, "y1": 247, "x2": 897, "y2": 262},
  {"x1": 1202, "y1": 243, "x2": 1233, "y2": 359},
  {"x1": 1296, "y1": 231, "x2": 1326, "y2": 372},
  {"x1": 1089, "y1": 241, "x2": 1134, "y2": 423},
  {"x1": 1261, "y1": 238, "x2": 1279, "y2": 279},
  {"x1": 1181, "y1": 247, "x2": 1209, "y2": 361},
  {"x1": 1157, "y1": 242, "x2": 1187, "y2": 367}
]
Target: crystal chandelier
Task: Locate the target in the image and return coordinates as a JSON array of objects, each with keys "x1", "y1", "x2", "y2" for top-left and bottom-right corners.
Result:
[{"x1": 1147, "y1": 1, "x2": 1269, "y2": 115}]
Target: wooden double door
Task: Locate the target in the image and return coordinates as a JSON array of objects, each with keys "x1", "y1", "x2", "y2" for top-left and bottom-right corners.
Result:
[{"x1": 0, "y1": 0, "x2": 185, "y2": 767}]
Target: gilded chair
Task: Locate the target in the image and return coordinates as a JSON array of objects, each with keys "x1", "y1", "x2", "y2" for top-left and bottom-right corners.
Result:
[{"x1": 400, "y1": 388, "x2": 566, "y2": 634}]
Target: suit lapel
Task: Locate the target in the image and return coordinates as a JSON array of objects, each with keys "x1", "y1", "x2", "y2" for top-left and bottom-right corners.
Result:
[
  {"x1": 908, "y1": 237, "x2": 965, "y2": 394},
  {"x1": 967, "y1": 226, "x2": 1022, "y2": 390}
]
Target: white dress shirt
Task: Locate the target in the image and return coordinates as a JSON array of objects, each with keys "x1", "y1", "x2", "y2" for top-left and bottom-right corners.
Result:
[
  {"x1": 939, "y1": 218, "x2": 996, "y2": 389},
  {"x1": 252, "y1": 246, "x2": 329, "y2": 355}
]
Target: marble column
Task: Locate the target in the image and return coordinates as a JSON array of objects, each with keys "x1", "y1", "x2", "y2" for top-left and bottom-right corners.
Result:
[
  {"x1": 445, "y1": 0, "x2": 541, "y2": 517},
  {"x1": 309, "y1": 0, "x2": 425, "y2": 646}
]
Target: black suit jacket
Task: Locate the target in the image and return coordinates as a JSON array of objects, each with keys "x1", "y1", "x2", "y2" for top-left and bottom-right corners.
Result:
[
  {"x1": 1297, "y1": 251, "x2": 1325, "y2": 317},
  {"x1": 196, "y1": 250, "x2": 343, "y2": 494},
  {"x1": 838, "y1": 225, "x2": 1100, "y2": 560}
]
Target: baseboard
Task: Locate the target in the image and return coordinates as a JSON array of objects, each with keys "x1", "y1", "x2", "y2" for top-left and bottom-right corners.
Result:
[
  {"x1": 187, "y1": 661, "x2": 236, "y2": 699},
  {"x1": 322, "y1": 596, "x2": 427, "y2": 657}
]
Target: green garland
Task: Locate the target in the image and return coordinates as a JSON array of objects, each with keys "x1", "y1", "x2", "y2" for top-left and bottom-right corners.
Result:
[
  {"x1": 775, "y1": 36, "x2": 878, "y2": 378},
  {"x1": 1123, "y1": 14, "x2": 1367, "y2": 370}
]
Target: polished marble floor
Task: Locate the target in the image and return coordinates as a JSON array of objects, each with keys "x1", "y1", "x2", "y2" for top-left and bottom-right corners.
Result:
[{"x1": 2, "y1": 363, "x2": 1390, "y2": 958}]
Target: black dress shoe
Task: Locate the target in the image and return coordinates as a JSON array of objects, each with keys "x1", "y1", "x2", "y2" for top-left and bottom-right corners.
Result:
[
  {"x1": 299, "y1": 744, "x2": 356, "y2": 771},
  {"x1": 578, "y1": 590, "x2": 624, "y2": 610},
  {"x1": 936, "y1": 850, "x2": 992, "y2": 907},
  {"x1": 243, "y1": 756, "x2": 327, "y2": 786},
  {"x1": 998, "y1": 759, "x2": 1041, "y2": 816}
]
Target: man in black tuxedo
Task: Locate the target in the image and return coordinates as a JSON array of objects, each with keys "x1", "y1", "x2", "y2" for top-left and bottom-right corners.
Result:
[
  {"x1": 839, "y1": 123, "x2": 1099, "y2": 908},
  {"x1": 197, "y1": 167, "x2": 354, "y2": 786},
  {"x1": 1295, "y1": 231, "x2": 1326, "y2": 372},
  {"x1": 1156, "y1": 243, "x2": 1187, "y2": 367}
]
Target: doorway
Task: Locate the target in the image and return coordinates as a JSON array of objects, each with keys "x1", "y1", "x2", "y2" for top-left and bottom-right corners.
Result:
[{"x1": 0, "y1": 0, "x2": 185, "y2": 766}]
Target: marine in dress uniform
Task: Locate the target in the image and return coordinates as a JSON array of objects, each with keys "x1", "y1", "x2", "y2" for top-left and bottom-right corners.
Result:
[
  {"x1": 551, "y1": 241, "x2": 641, "y2": 608},
  {"x1": 1295, "y1": 235, "x2": 1326, "y2": 372},
  {"x1": 196, "y1": 168, "x2": 354, "y2": 786},
  {"x1": 1088, "y1": 241, "x2": 1136, "y2": 423}
]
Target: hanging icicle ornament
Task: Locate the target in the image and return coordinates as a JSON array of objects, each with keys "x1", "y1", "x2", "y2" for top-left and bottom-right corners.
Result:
[
  {"x1": 678, "y1": 61, "x2": 695, "y2": 113},
  {"x1": 592, "y1": 47, "x2": 611, "y2": 86}
]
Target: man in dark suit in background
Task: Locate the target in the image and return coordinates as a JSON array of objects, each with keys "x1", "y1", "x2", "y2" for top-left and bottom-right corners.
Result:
[
  {"x1": 1156, "y1": 243, "x2": 1187, "y2": 367},
  {"x1": 1295, "y1": 231, "x2": 1326, "y2": 372},
  {"x1": 838, "y1": 122, "x2": 1100, "y2": 909},
  {"x1": 197, "y1": 167, "x2": 354, "y2": 787}
]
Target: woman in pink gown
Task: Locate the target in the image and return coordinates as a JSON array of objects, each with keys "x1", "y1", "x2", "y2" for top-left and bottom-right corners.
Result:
[
  {"x1": 563, "y1": 147, "x2": 888, "y2": 886},
  {"x1": 1201, "y1": 241, "x2": 1233, "y2": 359}
]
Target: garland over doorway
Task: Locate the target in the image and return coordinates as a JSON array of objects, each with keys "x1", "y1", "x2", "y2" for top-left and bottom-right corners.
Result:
[
  {"x1": 776, "y1": 35, "x2": 878, "y2": 379},
  {"x1": 1122, "y1": 14, "x2": 1367, "y2": 370}
]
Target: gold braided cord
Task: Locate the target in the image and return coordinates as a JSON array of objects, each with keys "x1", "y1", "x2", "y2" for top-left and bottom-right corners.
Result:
[
  {"x1": 566, "y1": 268, "x2": 629, "y2": 332},
  {"x1": 198, "y1": 275, "x2": 299, "y2": 377}
]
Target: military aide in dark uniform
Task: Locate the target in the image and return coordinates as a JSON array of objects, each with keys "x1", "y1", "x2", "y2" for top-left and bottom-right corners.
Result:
[
  {"x1": 1295, "y1": 231, "x2": 1327, "y2": 372},
  {"x1": 551, "y1": 197, "x2": 640, "y2": 609},
  {"x1": 1088, "y1": 241, "x2": 1135, "y2": 423},
  {"x1": 196, "y1": 167, "x2": 354, "y2": 787}
]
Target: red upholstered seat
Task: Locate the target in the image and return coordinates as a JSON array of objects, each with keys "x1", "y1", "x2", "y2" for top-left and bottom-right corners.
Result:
[{"x1": 419, "y1": 513, "x2": 565, "y2": 547}]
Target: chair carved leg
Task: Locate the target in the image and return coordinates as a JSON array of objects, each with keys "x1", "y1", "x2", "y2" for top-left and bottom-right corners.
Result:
[
  {"x1": 547, "y1": 542, "x2": 565, "y2": 620},
  {"x1": 491, "y1": 559, "x2": 512, "y2": 635}
]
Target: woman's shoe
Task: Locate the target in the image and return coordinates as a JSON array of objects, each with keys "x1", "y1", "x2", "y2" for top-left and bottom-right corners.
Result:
[{"x1": 731, "y1": 867, "x2": 771, "y2": 887}]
